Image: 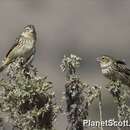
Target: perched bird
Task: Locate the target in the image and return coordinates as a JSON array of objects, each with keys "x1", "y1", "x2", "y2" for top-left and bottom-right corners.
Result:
[
  {"x1": 96, "y1": 55, "x2": 130, "y2": 87},
  {"x1": 0, "y1": 25, "x2": 37, "y2": 72}
]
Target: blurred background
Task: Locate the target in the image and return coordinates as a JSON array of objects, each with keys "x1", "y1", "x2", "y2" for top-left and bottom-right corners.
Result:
[{"x1": 0, "y1": 0, "x2": 130, "y2": 130}]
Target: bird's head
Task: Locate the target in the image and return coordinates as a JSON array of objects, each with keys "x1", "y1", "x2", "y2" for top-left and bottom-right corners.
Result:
[
  {"x1": 21, "y1": 25, "x2": 36, "y2": 39},
  {"x1": 96, "y1": 55, "x2": 114, "y2": 68}
]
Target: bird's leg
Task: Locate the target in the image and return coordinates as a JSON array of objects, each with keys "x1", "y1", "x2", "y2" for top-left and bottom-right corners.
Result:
[
  {"x1": 24, "y1": 47, "x2": 36, "y2": 68},
  {"x1": 22, "y1": 52, "x2": 35, "y2": 78},
  {"x1": 105, "y1": 81, "x2": 112, "y2": 89},
  {"x1": 24, "y1": 54, "x2": 34, "y2": 67}
]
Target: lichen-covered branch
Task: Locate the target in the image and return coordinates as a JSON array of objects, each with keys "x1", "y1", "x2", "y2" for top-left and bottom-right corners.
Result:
[
  {"x1": 60, "y1": 54, "x2": 100, "y2": 130},
  {"x1": 106, "y1": 81, "x2": 130, "y2": 130},
  {"x1": 0, "y1": 58, "x2": 59, "y2": 130}
]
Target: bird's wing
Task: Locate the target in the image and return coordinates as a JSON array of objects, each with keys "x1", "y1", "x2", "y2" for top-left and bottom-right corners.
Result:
[
  {"x1": 115, "y1": 60, "x2": 130, "y2": 75},
  {"x1": 5, "y1": 36, "x2": 21, "y2": 58}
]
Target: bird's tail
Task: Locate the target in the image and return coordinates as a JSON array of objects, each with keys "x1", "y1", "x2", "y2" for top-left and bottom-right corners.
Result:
[
  {"x1": 0, "y1": 64, "x2": 6, "y2": 72},
  {"x1": 0, "y1": 58, "x2": 10, "y2": 72}
]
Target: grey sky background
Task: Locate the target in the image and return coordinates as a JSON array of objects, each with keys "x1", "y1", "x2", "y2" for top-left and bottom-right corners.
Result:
[{"x1": 0, "y1": 0, "x2": 130, "y2": 130}]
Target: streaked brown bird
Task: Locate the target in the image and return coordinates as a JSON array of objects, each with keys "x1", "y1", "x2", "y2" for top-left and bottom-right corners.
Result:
[
  {"x1": 0, "y1": 25, "x2": 37, "y2": 72},
  {"x1": 96, "y1": 55, "x2": 130, "y2": 87}
]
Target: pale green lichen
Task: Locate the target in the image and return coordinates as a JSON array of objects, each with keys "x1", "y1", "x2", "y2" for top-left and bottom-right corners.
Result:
[
  {"x1": 60, "y1": 54, "x2": 100, "y2": 130},
  {"x1": 0, "y1": 58, "x2": 59, "y2": 130}
]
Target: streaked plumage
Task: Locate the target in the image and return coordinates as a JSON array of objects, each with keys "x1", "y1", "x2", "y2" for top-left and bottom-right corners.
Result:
[
  {"x1": 96, "y1": 55, "x2": 130, "y2": 87},
  {"x1": 0, "y1": 25, "x2": 37, "y2": 72}
]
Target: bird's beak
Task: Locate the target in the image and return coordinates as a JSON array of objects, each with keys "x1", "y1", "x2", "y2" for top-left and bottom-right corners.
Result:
[{"x1": 96, "y1": 57, "x2": 100, "y2": 63}]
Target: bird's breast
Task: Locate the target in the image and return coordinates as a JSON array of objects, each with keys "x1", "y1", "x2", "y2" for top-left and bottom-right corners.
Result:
[
  {"x1": 23, "y1": 39, "x2": 34, "y2": 50},
  {"x1": 101, "y1": 66, "x2": 113, "y2": 77},
  {"x1": 15, "y1": 38, "x2": 35, "y2": 57}
]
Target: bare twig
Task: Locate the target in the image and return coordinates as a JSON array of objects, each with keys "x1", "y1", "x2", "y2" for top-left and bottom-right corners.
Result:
[{"x1": 98, "y1": 89, "x2": 103, "y2": 130}]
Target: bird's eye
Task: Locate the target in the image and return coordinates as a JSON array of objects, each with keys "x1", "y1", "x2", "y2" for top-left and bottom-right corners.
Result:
[
  {"x1": 26, "y1": 29, "x2": 30, "y2": 32},
  {"x1": 102, "y1": 57, "x2": 105, "y2": 60}
]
